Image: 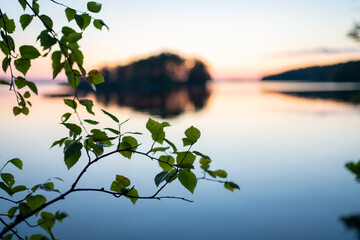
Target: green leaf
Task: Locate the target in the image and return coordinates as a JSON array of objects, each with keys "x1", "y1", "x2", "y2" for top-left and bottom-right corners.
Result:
[
  {"x1": 11, "y1": 185, "x2": 27, "y2": 195},
  {"x1": 32, "y1": 1, "x2": 40, "y2": 15},
  {"x1": 0, "y1": 42, "x2": 9, "y2": 56},
  {"x1": 64, "y1": 141, "x2": 82, "y2": 167},
  {"x1": 61, "y1": 112, "x2": 71, "y2": 123},
  {"x1": 40, "y1": 14, "x2": 53, "y2": 29},
  {"x1": 2, "y1": 57, "x2": 10, "y2": 72},
  {"x1": 50, "y1": 137, "x2": 68, "y2": 148},
  {"x1": 38, "y1": 211, "x2": 55, "y2": 234},
  {"x1": 79, "y1": 99, "x2": 94, "y2": 115},
  {"x1": 21, "y1": 106, "x2": 29, "y2": 115},
  {"x1": 68, "y1": 32, "x2": 82, "y2": 43},
  {"x1": 26, "y1": 81, "x2": 38, "y2": 95},
  {"x1": 164, "y1": 138, "x2": 177, "y2": 153},
  {"x1": 70, "y1": 49, "x2": 84, "y2": 66},
  {"x1": 224, "y1": 181, "x2": 240, "y2": 192},
  {"x1": 64, "y1": 99, "x2": 77, "y2": 110},
  {"x1": 52, "y1": 51, "x2": 63, "y2": 79},
  {"x1": 55, "y1": 210, "x2": 70, "y2": 223},
  {"x1": 13, "y1": 107, "x2": 21, "y2": 116},
  {"x1": 117, "y1": 143, "x2": 131, "y2": 157},
  {"x1": 146, "y1": 118, "x2": 169, "y2": 144},
  {"x1": 0, "y1": 80, "x2": 10, "y2": 85},
  {"x1": 29, "y1": 234, "x2": 50, "y2": 240},
  {"x1": 20, "y1": 45, "x2": 40, "y2": 59},
  {"x1": 126, "y1": 188, "x2": 139, "y2": 205},
  {"x1": 18, "y1": 202, "x2": 32, "y2": 216},
  {"x1": 64, "y1": 149, "x2": 81, "y2": 170},
  {"x1": 176, "y1": 151, "x2": 195, "y2": 165},
  {"x1": 154, "y1": 171, "x2": 174, "y2": 187},
  {"x1": 158, "y1": 155, "x2": 174, "y2": 172},
  {"x1": 184, "y1": 126, "x2": 201, "y2": 144},
  {"x1": 40, "y1": 182, "x2": 60, "y2": 193},
  {"x1": 14, "y1": 58, "x2": 31, "y2": 75},
  {"x1": 178, "y1": 171, "x2": 197, "y2": 194},
  {"x1": 65, "y1": 67, "x2": 81, "y2": 89},
  {"x1": 37, "y1": 30, "x2": 56, "y2": 50},
  {"x1": 87, "y1": 1, "x2": 102, "y2": 13},
  {"x1": 84, "y1": 119, "x2": 99, "y2": 125},
  {"x1": 20, "y1": 14, "x2": 33, "y2": 30},
  {"x1": 65, "y1": 8, "x2": 76, "y2": 22},
  {"x1": 1, "y1": 173, "x2": 15, "y2": 188},
  {"x1": 26, "y1": 194, "x2": 47, "y2": 213},
  {"x1": 101, "y1": 109, "x2": 119, "y2": 123},
  {"x1": 212, "y1": 169, "x2": 227, "y2": 178},
  {"x1": 200, "y1": 157, "x2": 211, "y2": 170},
  {"x1": 63, "y1": 123, "x2": 82, "y2": 136},
  {"x1": 15, "y1": 77, "x2": 26, "y2": 89},
  {"x1": 0, "y1": 14, "x2": 16, "y2": 33},
  {"x1": 8, "y1": 206, "x2": 18, "y2": 219},
  {"x1": 9, "y1": 158, "x2": 23, "y2": 170},
  {"x1": 3, "y1": 234, "x2": 13, "y2": 240},
  {"x1": 110, "y1": 175, "x2": 131, "y2": 192},
  {"x1": 75, "y1": 13, "x2": 91, "y2": 30},
  {"x1": 0, "y1": 182, "x2": 11, "y2": 195},
  {"x1": 24, "y1": 91, "x2": 31, "y2": 98},
  {"x1": 87, "y1": 69, "x2": 104, "y2": 84},
  {"x1": 93, "y1": 19, "x2": 106, "y2": 30},
  {"x1": 104, "y1": 128, "x2": 120, "y2": 135},
  {"x1": 18, "y1": 0, "x2": 26, "y2": 10}
]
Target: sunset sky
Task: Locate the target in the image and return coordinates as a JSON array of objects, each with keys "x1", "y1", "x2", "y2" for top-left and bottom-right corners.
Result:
[{"x1": 2, "y1": 0, "x2": 360, "y2": 80}]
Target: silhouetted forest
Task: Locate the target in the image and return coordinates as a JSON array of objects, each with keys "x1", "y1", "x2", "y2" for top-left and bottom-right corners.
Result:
[
  {"x1": 262, "y1": 61, "x2": 360, "y2": 82},
  {"x1": 78, "y1": 52, "x2": 211, "y2": 118}
]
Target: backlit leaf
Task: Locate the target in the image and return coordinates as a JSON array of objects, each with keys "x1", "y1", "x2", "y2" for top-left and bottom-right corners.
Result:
[
  {"x1": 2, "y1": 57, "x2": 10, "y2": 72},
  {"x1": 26, "y1": 81, "x2": 38, "y2": 95},
  {"x1": 101, "y1": 109, "x2": 119, "y2": 123},
  {"x1": 40, "y1": 14, "x2": 53, "y2": 29},
  {"x1": 178, "y1": 171, "x2": 197, "y2": 193},
  {"x1": 87, "y1": 1, "x2": 102, "y2": 13},
  {"x1": 65, "y1": 8, "x2": 76, "y2": 22},
  {"x1": 9, "y1": 158, "x2": 23, "y2": 170},
  {"x1": 1, "y1": 173, "x2": 15, "y2": 188},
  {"x1": 176, "y1": 151, "x2": 195, "y2": 165},
  {"x1": 18, "y1": 0, "x2": 26, "y2": 10},
  {"x1": 224, "y1": 181, "x2": 240, "y2": 192},
  {"x1": 15, "y1": 77, "x2": 26, "y2": 89},
  {"x1": 26, "y1": 195, "x2": 47, "y2": 213},
  {"x1": 13, "y1": 107, "x2": 21, "y2": 116},
  {"x1": 20, "y1": 45, "x2": 40, "y2": 59},
  {"x1": 126, "y1": 188, "x2": 139, "y2": 205},
  {"x1": 158, "y1": 155, "x2": 174, "y2": 172},
  {"x1": 87, "y1": 69, "x2": 104, "y2": 84},
  {"x1": 20, "y1": 14, "x2": 33, "y2": 30},
  {"x1": 14, "y1": 58, "x2": 30, "y2": 75},
  {"x1": 84, "y1": 119, "x2": 99, "y2": 125},
  {"x1": 64, "y1": 99, "x2": 77, "y2": 109},
  {"x1": 38, "y1": 211, "x2": 55, "y2": 233}
]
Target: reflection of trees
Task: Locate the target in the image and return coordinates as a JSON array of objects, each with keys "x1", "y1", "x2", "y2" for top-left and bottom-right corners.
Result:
[
  {"x1": 340, "y1": 214, "x2": 360, "y2": 240},
  {"x1": 280, "y1": 91, "x2": 360, "y2": 104},
  {"x1": 80, "y1": 84, "x2": 210, "y2": 118}
]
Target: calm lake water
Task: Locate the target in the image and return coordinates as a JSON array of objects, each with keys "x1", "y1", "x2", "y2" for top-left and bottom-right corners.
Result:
[{"x1": 1, "y1": 81, "x2": 360, "y2": 239}]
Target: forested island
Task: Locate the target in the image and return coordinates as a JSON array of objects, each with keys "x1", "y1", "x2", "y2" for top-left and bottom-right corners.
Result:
[
  {"x1": 262, "y1": 60, "x2": 360, "y2": 82},
  {"x1": 78, "y1": 52, "x2": 211, "y2": 118}
]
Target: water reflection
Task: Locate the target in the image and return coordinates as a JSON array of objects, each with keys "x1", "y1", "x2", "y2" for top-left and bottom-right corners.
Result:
[
  {"x1": 79, "y1": 84, "x2": 210, "y2": 118},
  {"x1": 341, "y1": 214, "x2": 360, "y2": 240},
  {"x1": 261, "y1": 82, "x2": 360, "y2": 104}
]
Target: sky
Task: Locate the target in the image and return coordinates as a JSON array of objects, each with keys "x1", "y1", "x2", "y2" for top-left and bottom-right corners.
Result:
[{"x1": 2, "y1": 0, "x2": 360, "y2": 80}]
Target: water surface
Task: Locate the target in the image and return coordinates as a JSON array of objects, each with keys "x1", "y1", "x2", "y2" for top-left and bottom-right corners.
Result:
[{"x1": 1, "y1": 81, "x2": 360, "y2": 239}]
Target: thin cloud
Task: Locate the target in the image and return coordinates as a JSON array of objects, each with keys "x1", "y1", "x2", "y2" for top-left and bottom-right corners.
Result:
[{"x1": 275, "y1": 47, "x2": 360, "y2": 57}]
